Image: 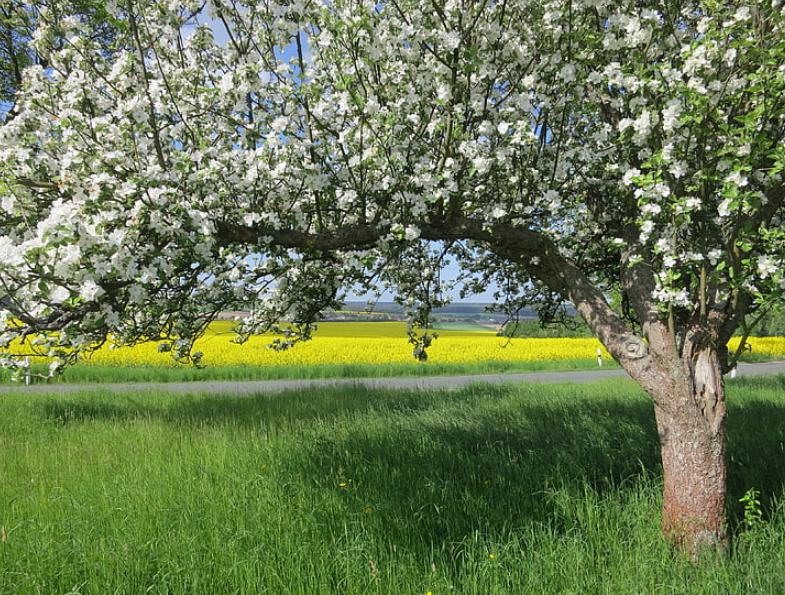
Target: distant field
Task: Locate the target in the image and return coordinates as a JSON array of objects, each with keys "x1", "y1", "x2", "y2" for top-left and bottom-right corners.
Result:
[
  {"x1": 2, "y1": 378, "x2": 785, "y2": 593},
  {"x1": 431, "y1": 321, "x2": 499, "y2": 332},
  {"x1": 5, "y1": 322, "x2": 784, "y2": 384}
]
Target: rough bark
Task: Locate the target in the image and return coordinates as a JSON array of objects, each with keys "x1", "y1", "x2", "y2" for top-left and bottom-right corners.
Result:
[
  {"x1": 650, "y1": 342, "x2": 727, "y2": 557},
  {"x1": 615, "y1": 240, "x2": 729, "y2": 556}
]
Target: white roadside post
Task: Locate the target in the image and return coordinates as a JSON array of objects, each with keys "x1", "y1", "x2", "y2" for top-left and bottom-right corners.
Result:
[
  {"x1": 25, "y1": 357, "x2": 30, "y2": 386},
  {"x1": 596, "y1": 348, "x2": 603, "y2": 367}
]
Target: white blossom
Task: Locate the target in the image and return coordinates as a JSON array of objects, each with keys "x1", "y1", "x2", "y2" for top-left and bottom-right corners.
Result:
[
  {"x1": 404, "y1": 226, "x2": 420, "y2": 241},
  {"x1": 50, "y1": 286, "x2": 71, "y2": 304},
  {"x1": 622, "y1": 168, "x2": 641, "y2": 186},
  {"x1": 725, "y1": 171, "x2": 749, "y2": 188},
  {"x1": 1, "y1": 195, "x2": 14, "y2": 213},
  {"x1": 758, "y1": 256, "x2": 778, "y2": 278},
  {"x1": 442, "y1": 30, "x2": 461, "y2": 50},
  {"x1": 662, "y1": 101, "x2": 682, "y2": 132},
  {"x1": 669, "y1": 161, "x2": 687, "y2": 179}
]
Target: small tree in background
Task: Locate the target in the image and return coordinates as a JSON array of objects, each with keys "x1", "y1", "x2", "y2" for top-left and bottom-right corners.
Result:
[{"x1": 2, "y1": 1, "x2": 785, "y2": 556}]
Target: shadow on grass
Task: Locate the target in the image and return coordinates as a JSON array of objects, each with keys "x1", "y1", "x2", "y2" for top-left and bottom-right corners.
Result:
[
  {"x1": 39, "y1": 378, "x2": 785, "y2": 540},
  {"x1": 39, "y1": 386, "x2": 455, "y2": 428},
  {"x1": 287, "y1": 389, "x2": 663, "y2": 549}
]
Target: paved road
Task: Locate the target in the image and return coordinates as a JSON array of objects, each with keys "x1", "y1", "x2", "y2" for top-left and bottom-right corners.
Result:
[{"x1": 1, "y1": 361, "x2": 784, "y2": 395}]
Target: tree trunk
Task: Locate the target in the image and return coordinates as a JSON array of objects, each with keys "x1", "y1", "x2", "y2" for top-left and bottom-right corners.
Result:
[{"x1": 651, "y1": 344, "x2": 727, "y2": 557}]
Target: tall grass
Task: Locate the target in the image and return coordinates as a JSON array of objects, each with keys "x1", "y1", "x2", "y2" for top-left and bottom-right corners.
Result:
[
  {"x1": 2, "y1": 358, "x2": 620, "y2": 384},
  {"x1": 1, "y1": 378, "x2": 785, "y2": 593}
]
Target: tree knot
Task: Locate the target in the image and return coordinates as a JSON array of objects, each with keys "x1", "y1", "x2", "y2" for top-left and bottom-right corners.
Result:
[{"x1": 620, "y1": 335, "x2": 648, "y2": 359}]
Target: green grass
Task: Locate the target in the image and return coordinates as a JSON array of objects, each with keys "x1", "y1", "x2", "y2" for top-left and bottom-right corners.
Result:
[
  {"x1": 6, "y1": 349, "x2": 775, "y2": 385},
  {"x1": 4, "y1": 358, "x2": 621, "y2": 384},
  {"x1": 2, "y1": 378, "x2": 785, "y2": 593}
]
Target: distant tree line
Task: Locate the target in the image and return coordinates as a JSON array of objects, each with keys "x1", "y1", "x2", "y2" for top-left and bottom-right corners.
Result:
[
  {"x1": 502, "y1": 318, "x2": 594, "y2": 338},
  {"x1": 506, "y1": 309, "x2": 785, "y2": 339},
  {"x1": 746, "y1": 308, "x2": 785, "y2": 337}
]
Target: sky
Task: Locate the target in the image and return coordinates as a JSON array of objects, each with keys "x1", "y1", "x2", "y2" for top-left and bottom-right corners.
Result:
[{"x1": 350, "y1": 258, "x2": 499, "y2": 304}]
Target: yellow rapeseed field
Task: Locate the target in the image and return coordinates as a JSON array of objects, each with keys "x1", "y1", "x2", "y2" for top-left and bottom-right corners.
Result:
[
  {"x1": 8, "y1": 321, "x2": 785, "y2": 368},
  {"x1": 61, "y1": 322, "x2": 785, "y2": 368},
  {"x1": 727, "y1": 336, "x2": 785, "y2": 359},
  {"x1": 81, "y1": 322, "x2": 607, "y2": 367}
]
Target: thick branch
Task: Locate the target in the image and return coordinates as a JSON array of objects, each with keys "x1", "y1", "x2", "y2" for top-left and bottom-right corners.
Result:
[
  {"x1": 218, "y1": 217, "x2": 660, "y2": 383},
  {"x1": 127, "y1": 6, "x2": 166, "y2": 170},
  {"x1": 452, "y1": 220, "x2": 656, "y2": 377},
  {"x1": 619, "y1": 238, "x2": 678, "y2": 363}
]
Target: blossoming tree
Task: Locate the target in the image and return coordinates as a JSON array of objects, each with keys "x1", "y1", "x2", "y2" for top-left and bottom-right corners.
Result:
[{"x1": 2, "y1": 0, "x2": 785, "y2": 555}]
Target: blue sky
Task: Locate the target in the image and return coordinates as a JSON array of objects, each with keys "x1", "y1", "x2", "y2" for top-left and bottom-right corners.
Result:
[{"x1": 350, "y1": 259, "x2": 499, "y2": 304}]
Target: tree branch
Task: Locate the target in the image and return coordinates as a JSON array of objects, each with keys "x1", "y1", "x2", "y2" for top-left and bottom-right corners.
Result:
[{"x1": 216, "y1": 216, "x2": 664, "y2": 389}]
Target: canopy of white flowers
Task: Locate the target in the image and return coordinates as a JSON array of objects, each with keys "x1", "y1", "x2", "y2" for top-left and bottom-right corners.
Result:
[{"x1": 1, "y1": 1, "x2": 784, "y2": 372}]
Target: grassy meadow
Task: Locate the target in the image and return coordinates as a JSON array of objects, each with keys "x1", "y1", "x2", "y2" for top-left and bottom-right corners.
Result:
[
  {"x1": 2, "y1": 377, "x2": 785, "y2": 593},
  {"x1": 6, "y1": 321, "x2": 785, "y2": 384}
]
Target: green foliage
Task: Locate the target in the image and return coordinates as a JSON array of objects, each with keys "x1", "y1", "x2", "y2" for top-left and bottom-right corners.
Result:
[
  {"x1": 503, "y1": 317, "x2": 594, "y2": 338},
  {"x1": 1, "y1": 378, "x2": 785, "y2": 593},
  {"x1": 740, "y1": 488, "x2": 763, "y2": 531},
  {"x1": 0, "y1": 1, "x2": 33, "y2": 103},
  {"x1": 751, "y1": 308, "x2": 785, "y2": 337}
]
